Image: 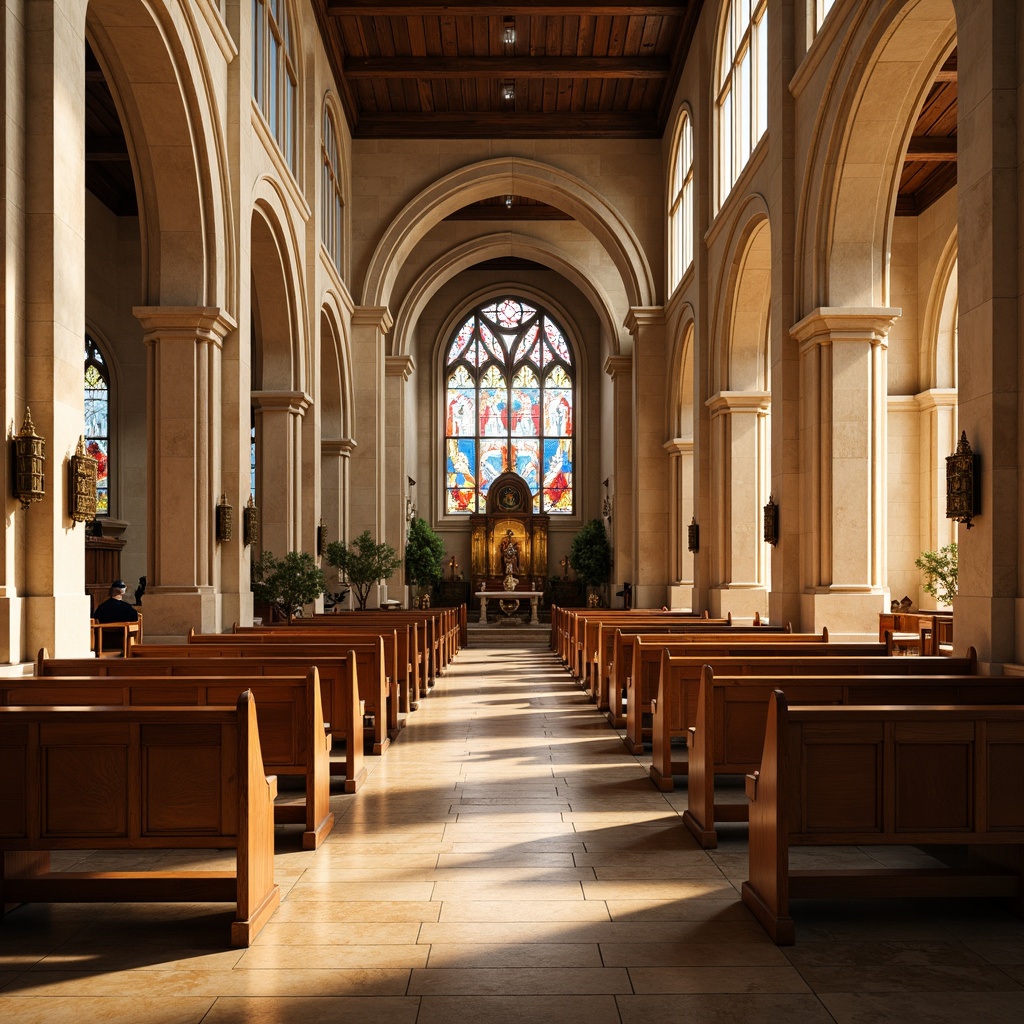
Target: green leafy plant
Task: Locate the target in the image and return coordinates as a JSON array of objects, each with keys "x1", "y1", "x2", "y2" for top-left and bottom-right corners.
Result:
[
  {"x1": 325, "y1": 531, "x2": 402, "y2": 610},
  {"x1": 250, "y1": 549, "x2": 325, "y2": 622},
  {"x1": 914, "y1": 542, "x2": 958, "y2": 605},
  {"x1": 405, "y1": 517, "x2": 445, "y2": 590},
  {"x1": 568, "y1": 518, "x2": 612, "y2": 589}
]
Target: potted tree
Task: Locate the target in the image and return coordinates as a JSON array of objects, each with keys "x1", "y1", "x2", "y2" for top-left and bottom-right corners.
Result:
[
  {"x1": 568, "y1": 518, "x2": 613, "y2": 606},
  {"x1": 250, "y1": 549, "x2": 326, "y2": 623},
  {"x1": 915, "y1": 542, "x2": 958, "y2": 607},
  {"x1": 405, "y1": 516, "x2": 445, "y2": 607},
  {"x1": 325, "y1": 531, "x2": 402, "y2": 610}
]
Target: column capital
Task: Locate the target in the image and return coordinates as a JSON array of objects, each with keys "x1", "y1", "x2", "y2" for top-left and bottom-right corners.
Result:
[
  {"x1": 603, "y1": 354, "x2": 632, "y2": 379},
  {"x1": 385, "y1": 355, "x2": 415, "y2": 379},
  {"x1": 251, "y1": 390, "x2": 312, "y2": 416},
  {"x1": 351, "y1": 305, "x2": 394, "y2": 333},
  {"x1": 623, "y1": 305, "x2": 666, "y2": 335},
  {"x1": 133, "y1": 306, "x2": 237, "y2": 346},
  {"x1": 790, "y1": 307, "x2": 901, "y2": 350},
  {"x1": 706, "y1": 390, "x2": 772, "y2": 414},
  {"x1": 322, "y1": 437, "x2": 357, "y2": 458},
  {"x1": 663, "y1": 437, "x2": 694, "y2": 456},
  {"x1": 915, "y1": 387, "x2": 959, "y2": 412}
]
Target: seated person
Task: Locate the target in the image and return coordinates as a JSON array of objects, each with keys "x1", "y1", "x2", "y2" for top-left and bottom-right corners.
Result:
[{"x1": 93, "y1": 579, "x2": 139, "y2": 652}]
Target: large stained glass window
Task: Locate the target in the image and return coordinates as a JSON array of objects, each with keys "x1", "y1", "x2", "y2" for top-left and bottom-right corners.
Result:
[
  {"x1": 444, "y1": 297, "x2": 575, "y2": 515},
  {"x1": 84, "y1": 334, "x2": 110, "y2": 515}
]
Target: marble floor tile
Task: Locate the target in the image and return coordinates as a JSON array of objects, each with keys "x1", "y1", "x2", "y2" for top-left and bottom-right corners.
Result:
[
  {"x1": 818, "y1": 990, "x2": 1024, "y2": 1023},
  {"x1": 616, "y1": 993, "x2": 837, "y2": 1023},
  {"x1": 407, "y1": 966, "x2": 630, "y2": 995},
  {"x1": 415, "y1": 994, "x2": 622, "y2": 1024},
  {"x1": 200, "y1": 995, "x2": 420, "y2": 1024}
]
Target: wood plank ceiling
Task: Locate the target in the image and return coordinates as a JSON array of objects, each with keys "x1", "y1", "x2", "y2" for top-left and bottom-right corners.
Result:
[{"x1": 85, "y1": 8, "x2": 955, "y2": 223}]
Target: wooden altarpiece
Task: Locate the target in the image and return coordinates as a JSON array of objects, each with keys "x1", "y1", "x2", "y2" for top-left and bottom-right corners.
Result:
[{"x1": 470, "y1": 472, "x2": 548, "y2": 590}]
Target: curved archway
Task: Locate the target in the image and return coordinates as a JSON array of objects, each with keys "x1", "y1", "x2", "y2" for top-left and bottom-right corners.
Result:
[{"x1": 362, "y1": 157, "x2": 657, "y2": 312}]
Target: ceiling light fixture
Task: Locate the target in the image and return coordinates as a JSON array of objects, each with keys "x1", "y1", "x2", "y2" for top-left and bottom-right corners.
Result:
[
  {"x1": 504, "y1": 195, "x2": 514, "y2": 209},
  {"x1": 501, "y1": 81, "x2": 515, "y2": 102},
  {"x1": 503, "y1": 17, "x2": 516, "y2": 47}
]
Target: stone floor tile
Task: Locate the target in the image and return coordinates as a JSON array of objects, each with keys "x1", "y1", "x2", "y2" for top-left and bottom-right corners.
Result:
[
  {"x1": 436, "y1": 900, "x2": 610, "y2": 923},
  {"x1": 407, "y1": 966, "x2": 630, "y2": 995},
  {"x1": 0, "y1": 995, "x2": 215, "y2": 1023},
  {"x1": 616, "y1": 993, "x2": 836, "y2": 1023},
  {"x1": 415, "y1": 993, "x2": 621, "y2": 1024},
  {"x1": 199, "y1": 995, "x2": 420, "y2": 1024},
  {"x1": 817, "y1": 991, "x2": 1024, "y2": 1023},
  {"x1": 628, "y1": 965, "x2": 812, "y2": 993},
  {"x1": 799, "y1": 964, "x2": 1024, "y2": 993},
  {"x1": 425, "y1": 942, "x2": 603, "y2": 968},
  {"x1": 234, "y1": 944, "x2": 428, "y2": 970}
]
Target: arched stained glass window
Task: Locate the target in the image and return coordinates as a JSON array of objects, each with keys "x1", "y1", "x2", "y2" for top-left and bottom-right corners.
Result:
[
  {"x1": 669, "y1": 108, "x2": 694, "y2": 292},
  {"x1": 444, "y1": 297, "x2": 575, "y2": 515},
  {"x1": 84, "y1": 334, "x2": 110, "y2": 515},
  {"x1": 253, "y1": 0, "x2": 299, "y2": 175},
  {"x1": 716, "y1": 0, "x2": 768, "y2": 209}
]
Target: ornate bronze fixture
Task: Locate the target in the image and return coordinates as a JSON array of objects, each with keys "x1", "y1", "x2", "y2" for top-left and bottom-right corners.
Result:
[
  {"x1": 13, "y1": 408, "x2": 45, "y2": 510},
  {"x1": 763, "y1": 495, "x2": 779, "y2": 546},
  {"x1": 946, "y1": 430, "x2": 978, "y2": 529},
  {"x1": 69, "y1": 435, "x2": 97, "y2": 525}
]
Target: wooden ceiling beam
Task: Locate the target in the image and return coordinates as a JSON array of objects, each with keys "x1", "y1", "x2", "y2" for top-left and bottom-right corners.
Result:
[
  {"x1": 905, "y1": 136, "x2": 957, "y2": 161},
  {"x1": 353, "y1": 110, "x2": 660, "y2": 138},
  {"x1": 345, "y1": 56, "x2": 671, "y2": 79},
  {"x1": 327, "y1": 2, "x2": 689, "y2": 16}
]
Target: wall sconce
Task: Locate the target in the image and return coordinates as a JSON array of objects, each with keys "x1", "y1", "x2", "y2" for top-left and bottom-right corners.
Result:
[
  {"x1": 69, "y1": 435, "x2": 97, "y2": 526},
  {"x1": 946, "y1": 430, "x2": 979, "y2": 529},
  {"x1": 316, "y1": 517, "x2": 325, "y2": 557},
  {"x1": 243, "y1": 495, "x2": 259, "y2": 548},
  {"x1": 763, "y1": 495, "x2": 779, "y2": 546},
  {"x1": 12, "y1": 408, "x2": 45, "y2": 510},
  {"x1": 503, "y1": 16, "x2": 516, "y2": 46},
  {"x1": 216, "y1": 493, "x2": 233, "y2": 542},
  {"x1": 406, "y1": 476, "x2": 417, "y2": 523},
  {"x1": 687, "y1": 516, "x2": 699, "y2": 553}
]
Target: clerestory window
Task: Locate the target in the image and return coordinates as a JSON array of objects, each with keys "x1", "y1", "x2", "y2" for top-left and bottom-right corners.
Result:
[
  {"x1": 669, "y1": 108, "x2": 695, "y2": 292},
  {"x1": 252, "y1": 0, "x2": 298, "y2": 175}
]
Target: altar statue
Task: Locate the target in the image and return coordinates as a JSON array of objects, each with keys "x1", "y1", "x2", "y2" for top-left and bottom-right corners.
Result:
[{"x1": 500, "y1": 529, "x2": 521, "y2": 575}]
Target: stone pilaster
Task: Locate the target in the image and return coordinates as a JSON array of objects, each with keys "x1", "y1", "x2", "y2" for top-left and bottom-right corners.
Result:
[
  {"x1": 664, "y1": 437, "x2": 695, "y2": 610},
  {"x1": 792, "y1": 307, "x2": 899, "y2": 637},
  {"x1": 705, "y1": 392, "x2": 771, "y2": 622},
  {"x1": 321, "y1": 436, "x2": 356, "y2": 548},
  {"x1": 915, "y1": 389, "x2": 958, "y2": 554},
  {"x1": 603, "y1": 355, "x2": 633, "y2": 596},
  {"x1": 386, "y1": 354, "x2": 415, "y2": 598},
  {"x1": 133, "y1": 306, "x2": 236, "y2": 636}
]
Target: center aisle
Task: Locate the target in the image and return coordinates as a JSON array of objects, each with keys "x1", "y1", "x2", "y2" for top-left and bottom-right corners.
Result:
[{"x1": 239, "y1": 641, "x2": 821, "y2": 1024}]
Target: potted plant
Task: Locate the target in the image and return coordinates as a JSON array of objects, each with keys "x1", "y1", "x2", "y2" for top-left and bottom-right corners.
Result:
[
  {"x1": 405, "y1": 516, "x2": 445, "y2": 607},
  {"x1": 250, "y1": 549, "x2": 326, "y2": 622},
  {"x1": 325, "y1": 531, "x2": 402, "y2": 610},
  {"x1": 568, "y1": 518, "x2": 612, "y2": 605},
  {"x1": 914, "y1": 542, "x2": 958, "y2": 606}
]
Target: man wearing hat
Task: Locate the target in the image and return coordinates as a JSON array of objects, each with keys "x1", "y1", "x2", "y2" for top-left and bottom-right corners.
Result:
[{"x1": 94, "y1": 580, "x2": 139, "y2": 626}]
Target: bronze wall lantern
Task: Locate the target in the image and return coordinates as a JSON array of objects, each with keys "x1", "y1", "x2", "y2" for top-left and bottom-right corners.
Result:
[
  {"x1": 13, "y1": 408, "x2": 45, "y2": 510},
  {"x1": 763, "y1": 495, "x2": 779, "y2": 546},
  {"x1": 316, "y1": 517, "x2": 325, "y2": 557},
  {"x1": 243, "y1": 495, "x2": 259, "y2": 548},
  {"x1": 69, "y1": 435, "x2": 97, "y2": 525},
  {"x1": 216, "y1": 493, "x2": 233, "y2": 542},
  {"x1": 687, "y1": 516, "x2": 699, "y2": 553},
  {"x1": 946, "y1": 430, "x2": 979, "y2": 529}
]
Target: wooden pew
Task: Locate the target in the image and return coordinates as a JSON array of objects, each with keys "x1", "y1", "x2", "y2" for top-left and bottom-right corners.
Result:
[
  {"x1": 0, "y1": 691, "x2": 280, "y2": 947},
  {"x1": 26, "y1": 660, "x2": 349, "y2": 841},
  {"x1": 131, "y1": 638, "x2": 394, "y2": 755},
  {"x1": 648, "y1": 648, "x2": 978, "y2": 793},
  {"x1": 682, "y1": 657, "x2": 1018, "y2": 849},
  {"x1": 743, "y1": 692, "x2": 1024, "y2": 945}
]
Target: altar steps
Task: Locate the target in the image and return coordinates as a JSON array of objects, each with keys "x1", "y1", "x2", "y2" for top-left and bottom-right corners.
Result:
[{"x1": 466, "y1": 623, "x2": 549, "y2": 646}]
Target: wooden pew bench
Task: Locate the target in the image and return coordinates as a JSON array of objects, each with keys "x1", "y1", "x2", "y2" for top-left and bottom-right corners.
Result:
[
  {"x1": 743, "y1": 693, "x2": 1024, "y2": 945},
  {"x1": 136, "y1": 639, "x2": 394, "y2": 755},
  {"x1": 0, "y1": 692, "x2": 280, "y2": 947},
  {"x1": 17, "y1": 664, "x2": 341, "y2": 848},
  {"x1": 682, "y1": 660, "x2": 1020, "y2": 849},
  {"x1": 648, "y1": 649, "x2": 978, "y2": 794}
]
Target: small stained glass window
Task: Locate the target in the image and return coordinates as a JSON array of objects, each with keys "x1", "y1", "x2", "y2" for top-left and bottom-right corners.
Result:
[
  {"x1": 444, "y1": 297, "x2": 575, "y2": 515},
  {"x1": 84, "y1": 334, "x2": 110, "y2": 515}
]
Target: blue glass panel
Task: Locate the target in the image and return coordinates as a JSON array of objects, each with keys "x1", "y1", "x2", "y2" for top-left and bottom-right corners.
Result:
[
  {"x1": 511, "y1": 439, "x2": 539, "y2": 495},
  {"x1": 543, "y1": 438, "x2": 573, "y2": 512},
  {"x1": 478, "y1": 438, "x2": 507, "y2": 495},
  {"x1": 446, "y1": 438, "x2": 476, "y2": 513}
]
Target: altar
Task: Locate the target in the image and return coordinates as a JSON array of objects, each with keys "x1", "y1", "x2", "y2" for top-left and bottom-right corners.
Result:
[{"x1": 476, "y1": 590, "x2": 541, "y2": 625}]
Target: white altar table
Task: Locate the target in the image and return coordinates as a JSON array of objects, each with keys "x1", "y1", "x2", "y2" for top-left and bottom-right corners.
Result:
[{"x1": 476, "y1": 590, "x2": 541, "y2": 625}]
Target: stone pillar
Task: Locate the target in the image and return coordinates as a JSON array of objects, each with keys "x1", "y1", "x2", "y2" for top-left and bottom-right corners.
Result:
[
  {"x1": 349, "y1": 306, "x2": 392, "y2": 539},
  {"x1": 664, "y1": 438, "x2": 695, "y2": 610},
  {"x1": 386, "y1": 355, "x2": 414, "y2": 601},
  {"x1": 792, "y1": 307, "x2": 899, "y2": 637},
  {"x1": 705, "y1": 392, "x2": 771, "y2": 622},
  {"x1": 604, "y1": 355, "x2": 633, "y2": 596},
  {"x1": 321, "y1": 436, "x2": 356, "y2": 547},
  {"x1": 952, "y1": 0, "x2": 1018, "y2": 667},
  {"x1": 5, "y1": 0, "x2": 92, "y2": 660},
  {"x1": 625, "y1": 307, "x2": 669, "y2": 609},
  {"x1": 133, "y1": 307, "x2": 236, "y2": 636},
  {"x1": 251, "y1": 390, "x2": 311, "y2": 558},
  {"x1": 916, "y1": 389, "x2": 958, "y2": 555}
]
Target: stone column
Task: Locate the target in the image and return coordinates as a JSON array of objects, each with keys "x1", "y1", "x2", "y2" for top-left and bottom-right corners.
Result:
[
  {"x1": 916, "y1": 389, "x2": 958, "y2": 555},
  {"x1": 664, "y1": 438, "x2": 695, "y2": 609},
  {"x1": 321, "y1": 436, "x2": 356, "y2": 547},
  {"x1": 603, "y1": 355, "x2": 633, "y2": 596},
  {"x1": 386, "y1": 355, "x2": 414, "y2": 603},
  {"x1": 6, "y1": 0, "x2": 92, "y2": 660},
  {"x1": 705, "y1": 392, "x2": 771, "y2": 622},
  {"x1": 792, "y1": 307, "x2": 899, "y2": 637},
  {"x1": 349, "y1": 306, "x2": 392, "y2": 539},
  {"x1": 251, "y1": 390, "x2": 311, "y2": 559},
  {"x1": 133, "y1": 307, "x2": 236, "y2": 636},
  {"x1": 625, "y1": 307, "x2": 670, "y2": 609}
]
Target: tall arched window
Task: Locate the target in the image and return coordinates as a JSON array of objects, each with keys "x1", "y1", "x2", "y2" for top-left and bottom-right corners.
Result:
[
  {"x1": 84, "y1": 334, "x2": 110, "y2": 515},
  {"x1": 322, "y1": 103, "x2": 344, "y2": 272},
  {"x1": 716, "y1": 0, "x2": 768, "y2": 209},
  {"x1": 252, "y1": 0, "x2": 298, "y2": 175},
  {"x1": 812, "y1": 0, "x2": 838, "y2": 39},
  {"x1": 668, "y1": 108, "x2": 695, "y2": 293},
  {"x1": 444, "y1": 297, "x2": 575, "y2": 516}
]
